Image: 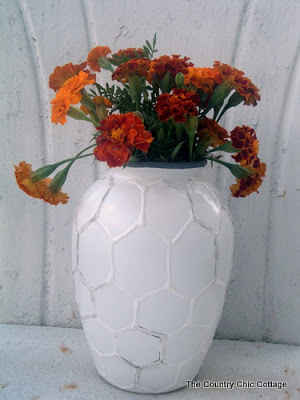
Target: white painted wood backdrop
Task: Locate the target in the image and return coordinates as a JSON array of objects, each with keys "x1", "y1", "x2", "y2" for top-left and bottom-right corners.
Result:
[{"x1": 1, "y1": 0, "x2": 299, "y2": 345}]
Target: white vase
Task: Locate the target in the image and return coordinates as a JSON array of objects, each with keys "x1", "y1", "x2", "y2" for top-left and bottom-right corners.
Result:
[{"x1": 72, "y1": 163, "x2": 234, "y2": 394}]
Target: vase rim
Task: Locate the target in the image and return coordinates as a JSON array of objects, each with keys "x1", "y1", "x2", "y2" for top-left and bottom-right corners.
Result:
[{"x1": 126, "y1": 160, "x2": 207, "y2": 170}]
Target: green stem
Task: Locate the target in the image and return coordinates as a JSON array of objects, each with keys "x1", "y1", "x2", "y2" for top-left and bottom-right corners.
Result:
[
  {"x1": 49, "y1": 146, "x2": 96, "y2": 192},
  {"x1": 58, "y1": 145, "x2": 95, "y2": 167}
]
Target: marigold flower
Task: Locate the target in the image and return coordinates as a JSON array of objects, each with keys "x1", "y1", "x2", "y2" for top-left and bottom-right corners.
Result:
[
  {"x1": 184, "y1": 67, "x2": 222, "y2": 93},
  {"x1": 41, "y1": 185, "x2": 69, "y2": 205},
  {"x1": 14, "y1": 162, "x2": 69, "y2": 205},
  {"x1": 230, "y1": 160, "x2": 266, "y2": 197},
  {"x1": 233, "y1": 75, "x2": 261, "y2": 106},
  {"x1": 60, "y1": 70, "x2": 95, "y2": 104},
  {"x1": 94, "y1": 113, "x2": 154, "y2": 167},
  {"x1": 214, "y1": 61, "x2": 260, "y2": 106},
  {"x1": 148, "y1": 55, "x2": 193, "y2": 83},
  {"x1": 230, "y1": 125, "x2": 259, "y2": 166},
  {"x1": 93, "y1": 96, "x2": 112, "y2": 108},
  {"x1": 155, "y1": 89, "x2": 200, "y2": 123},
  {"x1": 94, "y1": 139, "x2": 131, "y2": 168},
  {"x1": 111, "y1": 48, "x2": 144, "y2": 61},
  {"x1": 49, "y1": 62, "x2": 95, "y2": 92},
  {"x1": 87, "y1": 46, "x2": 112, "y2": 72},
  {"x1": 112, "y1": 58, "x2": 150, "y2": 83},
  {"x1": 80, "y1": 104, "x2": 91, "y2": 115},
  {"x1": 198, "y1": 118, "x2": 229, "y2": 147},
  {"x1": 51, "y1": 90, "x2": 71, "y2": 125},
  {"x1": 51, "y1": 71, "x2": 95, "y2": 124}
]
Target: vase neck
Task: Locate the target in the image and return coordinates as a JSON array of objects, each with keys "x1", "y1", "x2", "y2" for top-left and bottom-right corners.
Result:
[{"x1": 105, "y1": 166, "x2": 205, "y2": 186}]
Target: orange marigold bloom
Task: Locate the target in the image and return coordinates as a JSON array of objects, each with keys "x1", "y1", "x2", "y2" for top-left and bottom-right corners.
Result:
[
  {"x1": 148, "y1": 55, "x2": 193, "y2": 83},
  {"x1": 155, "y1": 89, "x2": 200, "y2": 123},
  {"x1": 198, "y1": 117, "x2": 229, "y2": 147},
  {"x1": 60, "y1": 70, "x2": 95, "y2": 104},
  {"x1": 111, "y1": 47, "x2": 144, "y2": 61},
  {"x1": 87, "y1": 46, "x2": 112, "y2": 72},
  {"x1": 40, "y1": 184, "x2": 69, "y2": 205},
  {"x1": 14, "y1": 162, "x2": 69, "y2": 205},
  {"x1": 49, "y1": 62, "x2": 96, "y2": 92},
  {"x1": 93, "y1": 96, "x2": 112, "y2": 108},
  {"x1": 230, "y1": 125, "x2": 259, "y2": 166},
  {"x1": 51, "y1": 89, "x2": 71, "y2": 125},
  {"x1": 184, "y1": 67, "x2": 222, "y2": 93},
  {"x1": 230, "y1": 160, "x2": 266, "y2": 198},
  {"x1": 94, "y1": 113, "x2": 154, "y2": 167},
  {"x1": 51, "y1": 71, "x2": 95, "y2": 124},
  {"x1": 214, "y1": 61, "x2": 260, "y2": 106},
  {"x1": 112, "y1": 58, "x2": 150, "y2": 83},
  {"x1": 80, "y1": 104, "x2": 91, "y2": 115}
]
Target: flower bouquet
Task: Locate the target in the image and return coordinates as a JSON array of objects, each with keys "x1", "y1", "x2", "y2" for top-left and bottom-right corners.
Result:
[{"x1": 14, "y1": 34, "x2": 265, "y2": 204}]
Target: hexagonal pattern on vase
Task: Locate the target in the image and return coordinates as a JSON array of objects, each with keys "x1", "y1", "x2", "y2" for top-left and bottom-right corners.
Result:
[
  {"x1": 78, "y1": 222, "x2": 111, "y2": 287},
  {"x1": 138, "y1": 290, "x2": 190, "y2": 335},
  {"x1": 113, "y1": 227, "x2": 168, "y2": 296},
  {"x1": 145, "y1": 182, "x2": 191, "y2": 242},
  {"x1": 76, "y1": 178, "x2": 110, "y2": 233},
  {"x1": 73, "y1": 167, "x2": 234, "y2": 394},
  {"x1": 192, "y1": 283, "x2": 226, "y2": 326},
  {"x1": 138, "y1": 363, "x2": 179, "y2": 393},
  {"x1": 82, "y1": 318, "x2": 115, "y2": 354},
  {"x1": 171, "y1": 222, "x2": 215, "y2": 296},
  {"x1": 116, "y1": 328, "x2": 161, "y2": 366},
  {"x1": 94, "y1": 284, "x2": 134, "y2": 330},
  {"x1": 164, "y1": 325, "x2": 207, "y2": 364},
  {"x1": 187, "y1": 178, "x2": 222, "y2": 233},
  {"x1": 98, "y1": 181, "x2": 142, "y2": 238}
]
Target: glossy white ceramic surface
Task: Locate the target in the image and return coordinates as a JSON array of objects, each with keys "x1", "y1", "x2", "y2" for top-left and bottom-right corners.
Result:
[{"x1": 72, "y1": 165, "x2": 234, "y2": 393}]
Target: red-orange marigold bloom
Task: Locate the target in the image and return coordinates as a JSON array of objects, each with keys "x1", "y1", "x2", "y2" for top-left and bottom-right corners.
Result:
[
  {"x1": 230, "y1": 160, "x2": 266, "y2": 198},
  {"x1": 94, "y1": 113, "x2": 154, "y2": 167},
  {"x1": 155, "y1": 89, "x2": 200, "y2": 123},
  {"x1": 49, "y1": 62, "x2": 96, "y2": 92},
  {"x1": 94, "y1": 139, "x2": 131, "y2": 167},
  {"x1": 230, "y1": 125, "x2": 259, "y2": 166},
  {"x1": 184, "y1": 67, "x2": 222, "y2": 93},
  {"x1": 112, "y1": 58, "x2": 150, "y2": 83},
  {"x1": 87, "y1": 46, "x2": 112, "y2": 72},
  {"x1": 214, "y1": 61, "x2": 260, "y2": 106},
  {"x1": 111, "y1": 47, "x2": 144, "y2": 61},
  {"x1": 233, "y1": 75, "x2": 261, "y2": 106},
  {"x1": 197, "y1": 117, "x2": 229, "y2": 147},
  {"x1": 14, "y1": 162, "x2": 69, "y2": 205},
  {"x1": 148, "y1": 55, "x2": 193, "y2": 83}
]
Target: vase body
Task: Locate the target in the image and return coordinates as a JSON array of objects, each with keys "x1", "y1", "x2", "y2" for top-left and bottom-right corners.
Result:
[{"x1": 72, "y1": 165, "x2": 234, "y2": 394}]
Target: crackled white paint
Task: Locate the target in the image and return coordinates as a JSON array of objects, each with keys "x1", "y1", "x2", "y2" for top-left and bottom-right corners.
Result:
[
  {"x1": 73, "y1": 166, "x2": 233, "y2": 392},
  {"x1": 1, "y1": 0, "x2": 300, "y2": 346}
]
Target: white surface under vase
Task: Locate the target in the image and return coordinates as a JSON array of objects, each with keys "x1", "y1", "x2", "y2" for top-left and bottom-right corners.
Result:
[{"x1": 72, "y1": 163, "x2": 234, "y2": 394}]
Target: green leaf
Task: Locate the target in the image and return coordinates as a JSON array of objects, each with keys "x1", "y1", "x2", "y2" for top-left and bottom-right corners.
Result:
[
  {"x1": 217, "y1": 92, "x2": 244, "y2": 122},
  {"x1": 146, "y1": 40, "x2": 152, "y2": 50},
  {"x1": 143, "y1": 45, "x2": 150, "y2": 55},
  {"x1": 208, "y1": 142, "x2": 240, "y2": 154},
  {"x1": 161, "y1": 71, "x2": 173, "y2": 93},
  {"x1": 171, "y1": 141, "x2": 185, "y2": 161},
  {"x1": 158, "y1": 128, "x2": 164, "y2": 142},
  {"x1": 129, "y1": 156, "x2": 139, "y2": 162},
  {"x1": 153, "y1": 33, "x2": 157, "y2": 49},
  {"x1": 206, "y1": 157, "x2": 252, "y2": 179}
]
